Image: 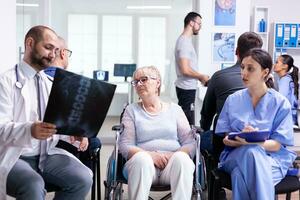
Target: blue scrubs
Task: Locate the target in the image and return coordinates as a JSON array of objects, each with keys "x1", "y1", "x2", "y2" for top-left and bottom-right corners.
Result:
[
  {"x1": 278, "y1": 74, "x2": 298, "y2": 124},
  {"x1": 216, "y1": 88, "x2": 296, "y2": 200}
]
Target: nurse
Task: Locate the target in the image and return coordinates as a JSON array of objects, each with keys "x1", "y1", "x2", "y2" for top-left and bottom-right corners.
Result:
[
  {"x1": 274, "y1": 54, "x2": 299, "y2": 125},
  {"x1": 215, "y1": 48, "x2": 296, "y2": 200}
]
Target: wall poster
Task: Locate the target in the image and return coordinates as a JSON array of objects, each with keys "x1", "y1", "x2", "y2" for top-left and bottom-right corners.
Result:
[
  {"x1": 212, "y1": 32, "x2": 235, "y2": 63},
  {"x1": 214, "y1": 0, "x2": 236, "y2": 26}
]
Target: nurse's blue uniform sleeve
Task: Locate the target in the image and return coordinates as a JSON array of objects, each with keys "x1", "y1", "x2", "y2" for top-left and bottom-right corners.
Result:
[
  {"x1": 270, "y1": 98, "x2": 294, "y2": 146},
  {"x1": 278, "y1": 76, "x2": 291, "y2": 97},
  {"x1": 215, "y1": 97, "x2": 231, "y2": 136}
]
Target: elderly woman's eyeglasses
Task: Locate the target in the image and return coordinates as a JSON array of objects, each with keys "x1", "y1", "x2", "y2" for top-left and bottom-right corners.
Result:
[
  {"x1": 64, "y1": 49, "x2": 72, "y2": 57},
  {"x1": 131, "y1": 76, "x2": 157, "y2": 87}
]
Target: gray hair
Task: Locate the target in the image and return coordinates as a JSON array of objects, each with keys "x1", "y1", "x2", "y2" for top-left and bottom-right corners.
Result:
[{"x1": 133, "y1": 66, "x2": 162, "y2": 96}]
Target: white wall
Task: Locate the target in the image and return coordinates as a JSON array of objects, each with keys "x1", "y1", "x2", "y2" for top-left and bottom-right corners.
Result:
[
  {"x1": 198, "y1": 0, "x2": 251, "y2": 77},
  {"x1": 250, "y1": 0, "x2": 300, "y2": 23},
  {"x1": 193, "y1": 0, "x2": 251, "y2": 125},
  {"x1": 0, "y1": 0, "x2": 16, "y2": 73},
  {"x1": 194, "y1": 0, "x2": 250, "y2": 102},
  {"x1": 49, "y1": 0, "x2": 192, "y2": 100}
]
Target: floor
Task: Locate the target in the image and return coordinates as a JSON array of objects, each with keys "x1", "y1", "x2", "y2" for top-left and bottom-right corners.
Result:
[
  {"x1": 7, "y1": 116, "x2": 300, "y2": 199},
  {"x1": 6, "y1": 147, "x2": 300, "y2": 200},
  {"x1": 47, "y1": 144, "x2": 300, "y2": 200}
]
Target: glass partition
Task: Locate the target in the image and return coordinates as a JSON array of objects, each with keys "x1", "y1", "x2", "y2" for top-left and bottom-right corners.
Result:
[{"x1": 17, "y1": 0, "x2": 193, "y2": 94}]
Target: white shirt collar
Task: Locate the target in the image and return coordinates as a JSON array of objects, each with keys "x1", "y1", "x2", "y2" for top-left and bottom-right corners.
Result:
[
  {"x1": 19, "y1": 60, "x2": 38, "y2": 79},
  {"x1": 19, "y1": 60, "x2": 49, "y2": 81}
]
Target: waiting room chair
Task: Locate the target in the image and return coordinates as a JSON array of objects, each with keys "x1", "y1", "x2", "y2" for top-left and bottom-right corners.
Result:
[
  {"x1": 207, "y1": 134, "x2": 300, "y2": 200},
  {"x1": 103, "y1": 124, "x2": 205, "y2": 200}
]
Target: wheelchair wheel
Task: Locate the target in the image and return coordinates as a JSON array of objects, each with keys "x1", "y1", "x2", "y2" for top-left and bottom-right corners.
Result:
[
  {"x1": 114, "y1": 183, "x2": 123, "y2": 200},
  {"x1": 104, "y1": 152, "x2": 116, "y2": 200},
  {"x1": 104, "y1": 180, "x2": 111, "y2": 200},
  {"x1": 103, "y1": 182, "x2": 123, "y2": 200}
]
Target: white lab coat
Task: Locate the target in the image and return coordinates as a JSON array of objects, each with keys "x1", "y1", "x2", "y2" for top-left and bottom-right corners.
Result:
[{"x1": 0, "y1": 62, "x2": 80, "y2": 199}]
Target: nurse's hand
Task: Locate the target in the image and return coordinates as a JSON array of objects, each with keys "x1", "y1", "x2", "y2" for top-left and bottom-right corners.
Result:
[
  {"x1": 242, "y1": 125, "x2": 258, "y2": 132},
  {"x1": 31, "y1": 121, "x2": 56, "y2": 140},
  {"x1": 223, "y1": 135, "x2": 248, "y2": 147}
]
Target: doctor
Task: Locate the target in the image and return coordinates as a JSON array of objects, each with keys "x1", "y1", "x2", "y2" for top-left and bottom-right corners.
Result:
[{"x1": 0, "y1": 25, "x2": 92, "y2": 200}]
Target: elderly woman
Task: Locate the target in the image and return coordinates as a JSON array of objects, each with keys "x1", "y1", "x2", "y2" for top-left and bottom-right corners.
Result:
[{"x1": 119, "y1": 66, "x2": 195, "y2": 200}]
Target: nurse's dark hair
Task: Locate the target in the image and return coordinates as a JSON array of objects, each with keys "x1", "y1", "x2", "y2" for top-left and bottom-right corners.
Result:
[
  {"x1": 242, "y1": 48, "x2": 274, "y2": 88},
  {"x1": 281, "y1": 54, "x2": 299, "y2": 99},
  {"x1": 184, "y1": 12, "x2": 202, "y2": 27},
  {"x1": 24, "y1": 25, "x2": 56, "y2": 49},
  {"x1": 237, "y1": 32, "x2": 263, "y2": 61}
]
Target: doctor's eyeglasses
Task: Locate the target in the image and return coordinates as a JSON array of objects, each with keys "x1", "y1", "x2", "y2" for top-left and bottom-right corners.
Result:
[{"x1": 131, "y1": 76, "x2": 157, "y2": 87}]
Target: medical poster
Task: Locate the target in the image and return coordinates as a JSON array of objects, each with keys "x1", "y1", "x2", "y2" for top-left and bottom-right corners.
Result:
[
  {"x1": 44, "y1": 68, "x2": 116, "y2": 138},
  {"x1": 214, "y1": 0, "x2": 236, "y2": 26},
  {"x1": 212, "y1": 33, "x2": 235, "y2": 63}
]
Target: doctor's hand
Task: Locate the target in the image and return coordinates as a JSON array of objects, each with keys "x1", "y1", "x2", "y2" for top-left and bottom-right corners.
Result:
[
  {"x1": 31, "y1": 121, "x2": 56, "y2": 140},
  {"x1": 70, "y1": 136, "x2": 89, "y2": 151}
]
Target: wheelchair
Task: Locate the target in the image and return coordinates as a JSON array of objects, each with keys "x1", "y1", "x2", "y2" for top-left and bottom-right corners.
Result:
[{"x1": 103, "y1": 123, "x2": 206, "y2": 200}]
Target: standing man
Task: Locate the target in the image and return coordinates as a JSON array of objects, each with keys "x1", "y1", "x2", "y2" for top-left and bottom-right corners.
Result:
[
  {"x1": 175, "y1": 12, "x2": 209, "y2": 125},
  {"x1": 200, "y1": 32, "x2": 263, "y2": 153},
  {"x1": 0, "y1": 25, "x2": 92, "y2": 200}
]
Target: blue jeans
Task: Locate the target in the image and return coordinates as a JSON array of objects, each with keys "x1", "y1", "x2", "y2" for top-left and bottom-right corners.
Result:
[{"x1": 7, "y1": 154, "x2": 93, "y2": 200}]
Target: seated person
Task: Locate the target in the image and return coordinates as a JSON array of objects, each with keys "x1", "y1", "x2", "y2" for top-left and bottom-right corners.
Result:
[
  {"x1": 2, "y1": 25, "x2": 92, "y2": 200},
  {"x1": 44, "y1": 35, "x2": 69, "y2": 77},
  {"x1": 200, "y1": 32, "x2": 263, "y2": 155},
  {"x1": 44, "y1": 36, "x2": 89, "y2": 151},
  {"x1": 274, "y1": 54, "x2": 299, "y2": 125},
  {"x1": 119, "y1": 66, "x2": 196, "y2": 200},
  {"x1": 215, "y1": 49, "x2": 296, "y2": 200}
]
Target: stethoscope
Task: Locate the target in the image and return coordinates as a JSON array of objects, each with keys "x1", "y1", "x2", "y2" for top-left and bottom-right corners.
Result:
[
  {"x1": 15, "y1": 64, "x2": 23, "y2": 89},
  {"x1": 15, "y1": 64, "x2": 53, "y2": 89}
]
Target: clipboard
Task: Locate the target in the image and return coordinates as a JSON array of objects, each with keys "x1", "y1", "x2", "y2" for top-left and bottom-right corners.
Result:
[
  {"x1": 228, "y1": 130, "x2": 270, "y2": 142},
  {"x1": 43, "y1": 68, "x2": 116, "y2": 137}
]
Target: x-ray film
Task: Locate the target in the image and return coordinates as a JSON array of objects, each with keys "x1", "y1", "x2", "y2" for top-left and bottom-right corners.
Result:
[{"x1": 44, "y1": 68, "x2": 116, "y2": 137}]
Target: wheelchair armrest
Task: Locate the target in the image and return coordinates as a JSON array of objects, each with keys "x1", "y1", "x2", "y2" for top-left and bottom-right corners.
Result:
[{"x1": 112, "y1": 124, "x2": 124, "y2": 132}]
